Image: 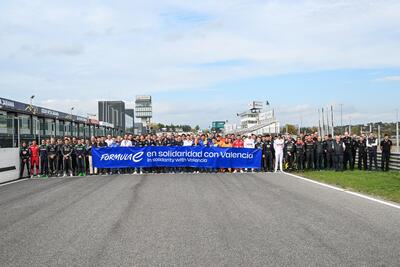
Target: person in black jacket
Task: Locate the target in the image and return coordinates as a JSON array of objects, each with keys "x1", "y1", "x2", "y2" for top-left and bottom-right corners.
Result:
[
  {"x1": 367, "y1": 133, "x2": 378, "y2": 171},
  {"x1": 342, "y1": 132, "x2": 354, "y2": 171},
  {"x1": 47, "y1": 138, "x2": 58, "y2": 177},
  {"x1": 324, "y1": 134, "x2": 334, "y2": 170},
  {"x1": 351, "y1": 134, "x2": 358, "y2": 170},
  {"x1": 380, "y1": 134, "x2": 393, "y2": 171},
  {"x1": 62, "y1": 139, "x2": 73, "y2": 177},
  {"x1": 56, "y1": 139, "x2": 64, "y2": 177},
  {"x1": 39, "y1": 140, "x2": 48, "y2": 177},
  {"x1": 315, "y1": 136, "x2": 324, "y2": 170},
  {"x1": 74, "y1": 139, "x2": 86, "y2": 176},
  {"x1": 263, "y1": 135, "x2": 274, "y2": 172},
  {"x1": 333, "y1": 135, "x2": 345, "y2": 171},
  {"x1": 304, "y1": 136, "x2": 315, "y2": 170},
  {"x1": 284, "y1": 135, "x2": 296, "y2": 171},
  {"x1": 357, "y1": 135, "x2": 368, "y2": 170},
  {"x1": 19, "y1": 142, "x2": 31, "y2": 178},
  {"x1": 295, "y1": 138, "x2": 305, "y2": 171}
]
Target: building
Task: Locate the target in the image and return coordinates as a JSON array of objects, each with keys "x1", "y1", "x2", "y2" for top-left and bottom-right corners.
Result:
[
  {"x1": 135, "y1": 96, "x2": 152, "y2": 131},
  {"x1": 0, "y1": 97, "x2": 117, "y2": 148},
  {"x1": 134, "y1": 122, "x2": 146, "y2": 135},
  {"x1": 98, "y1": 101, "x2": 126, "y2": 134},
  {"x1": 225, "y1": 101, "x2": 280, "y2": 135},
  {"x1": 125, "y1": 109, "x2": 135, "y2": 134}
]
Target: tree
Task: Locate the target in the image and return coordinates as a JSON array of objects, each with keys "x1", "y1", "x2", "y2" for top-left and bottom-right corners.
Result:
[
  {"x1": 285, "y1": 124, "x2": 297, "y2": 135},
  {"x1": 194, "y1": 125, "x2": 200, "y2": 132},
  {"x1": 149, "y1": 123, "x2": 160, "y2": 132},
  {"x1": 182, "y1": 125, "x2": 192, "y2": 132}
]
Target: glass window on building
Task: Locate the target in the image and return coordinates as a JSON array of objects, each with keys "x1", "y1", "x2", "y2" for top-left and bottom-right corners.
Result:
[
  {"x1": 0, "y1": 111, "x2": 15, "y2": 148},
  {"x1": 84, "y1": 125, "x2": 89, "y2": 138},
  {"x1": 71, "y1": 122, "x2": 77, "y2": 137},
  {"x1": 56, "y1": 120, "x2": 64, "y2": 136},
  {"x1": 7, "y1": 113, "x2": 14, "y2": 135},
  {"x1": 45, "y1": 118, "x2": 55, "y2": 136},
  {"x1": 39, "y1": 118, "x2": 46, "y2": 137},
  {"x1": 0, "y1": 111, "x2": 7, "y2": 134},
  {"x1": 19, "y1": 114, "x2": 31, "y2": 135},
  {"x1": 89, "y1": 125, "x2": 94, "y2": 137},
  {"x1": 32, "y1": 116, "x2": 40, "y2": 137},
  {"x1": 64, "y1": 121, "x2": 71, "y2": 136},
  {"x1": 78, "y1": 123, "x2": 84, "y2": 138},
  {"x1": 96, "y1": 127, "x2": 104, "y2": 136}
]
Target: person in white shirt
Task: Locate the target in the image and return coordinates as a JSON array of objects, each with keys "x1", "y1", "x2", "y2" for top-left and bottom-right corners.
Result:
[
  {"x1": 183, "y1": 135, "x2": 193, "y2": 146},
  {"x1": 244, "y1": 135, "x2": 256, "y2": 172},
  {"x1": 105, "y1": 135, "x2": 114, "y2": 147},
  {"x1": 120, "y1": 135, "x2": 132, "y2": 147},
  {"x1": 243, "y1": 135, "x2": 255, "y2": 149},
  {"x1": 274, "y1": 134, "x2": 285, "y2": 172}
]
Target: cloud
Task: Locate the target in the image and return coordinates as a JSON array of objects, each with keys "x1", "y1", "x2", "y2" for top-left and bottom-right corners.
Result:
[
  {"x1": 374, "y1": 75, "x2": 400, "y2": 81},
  {"x1": 1, "y1": 0, "x2": 400, "y2": 127},
  {"x1": 20, "y1": 44, "x2": 84, "y2": 57}
]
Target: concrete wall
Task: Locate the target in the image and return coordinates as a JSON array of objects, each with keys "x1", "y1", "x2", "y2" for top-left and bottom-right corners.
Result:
[{"x1": 0, "y1": 148, "x2": 20, "y2": 183}]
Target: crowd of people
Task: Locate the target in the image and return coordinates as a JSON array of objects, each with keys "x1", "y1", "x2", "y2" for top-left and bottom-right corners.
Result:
[{"x1": 19, "y1": 131, "x2": 394, "y2": 178}]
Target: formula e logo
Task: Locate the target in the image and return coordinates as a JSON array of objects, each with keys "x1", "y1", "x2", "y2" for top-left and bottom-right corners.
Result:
[
  {"x1": 132, "y1": 152, "x2": 144, "y2": 163},
  {"x1": 100, "y1": 152, "x2": 144, "y2": 163}
]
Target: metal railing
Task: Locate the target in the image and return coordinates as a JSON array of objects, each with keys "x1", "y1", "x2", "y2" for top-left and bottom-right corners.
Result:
[{"x1": 355, "y1": 152, "x2": 400, "y2": 170}]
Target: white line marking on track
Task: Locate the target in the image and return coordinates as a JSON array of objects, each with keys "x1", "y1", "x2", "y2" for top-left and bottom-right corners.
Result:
[
  {"x1": 283, "y1": 172, "x2": 400, "y2": 210},
  {"x1": 0, "y1": 178, "x2": 29, "y2": 187}
]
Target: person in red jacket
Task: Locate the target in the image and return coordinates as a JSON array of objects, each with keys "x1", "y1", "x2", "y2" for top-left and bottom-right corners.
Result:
[
  {"x1": 29, "y1": 140, "x2": 40, "y2": 178},
  {"x1": 232, "y1": 135, "x2": 244, "y2": 148},
  {"x1": 232, "y1": 136, "x2": 244, "y2": 173}
]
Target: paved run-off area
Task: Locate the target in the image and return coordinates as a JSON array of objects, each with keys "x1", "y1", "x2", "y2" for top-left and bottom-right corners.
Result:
[{"x1": 0, "y1": 173, "x2": 399, "y2": 266}]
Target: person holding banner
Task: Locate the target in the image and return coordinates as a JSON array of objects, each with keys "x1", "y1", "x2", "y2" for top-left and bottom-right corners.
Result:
[{"x1": 244, "y1": 135, "x2": 256, "y2": 173}]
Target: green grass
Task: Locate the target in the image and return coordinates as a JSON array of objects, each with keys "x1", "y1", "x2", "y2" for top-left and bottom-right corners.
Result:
[{"x1": 297, "y1": 170, "x2": 400, "y2": 203}]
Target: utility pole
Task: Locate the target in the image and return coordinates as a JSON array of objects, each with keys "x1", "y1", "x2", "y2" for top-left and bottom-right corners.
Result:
[
  {"x1": 331, "y1": 105, "x2": 334, "y2": 136},
  {"x1": 299, "y1": 116, "x2": 303, "y2": 136},
  {"x1": 318, "y1": 109, "x2": 322, "y2": 136},
  {"x1": 322, "y1": 108, "x2": 326, "y2": 137},
  {"x1": 326, "y1": 107, "x2": 330, "y2": 136},
  {"x1": 396, "y1": 109, "x2": 399, "y2": 152},
  {"x1": 340, "y1": 104, "x2": 343, "y2": 131},
  {"x1": 349, "y1": 116, "x2": 352, "y2": 135},
  {"x1": 378, "y1": 125, "x2": 381, "y2": 151}
]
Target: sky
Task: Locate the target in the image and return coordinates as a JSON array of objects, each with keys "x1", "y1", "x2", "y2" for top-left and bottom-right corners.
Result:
[{"x1": 0, "y1": 0, "x2": 400, "y2": 128}]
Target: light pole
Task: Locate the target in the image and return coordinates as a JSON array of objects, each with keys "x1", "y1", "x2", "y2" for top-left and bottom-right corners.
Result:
[
  {"x1": 331, "y1": 105, "x2": 334, "y2": 136},
  {"x1": 396, "y1": 109, "x2": 399, "y2": 152},
  {"x1": 70, "y1": 107, "x2": 74, "y2": 136},
  {"x1": 349, "y1": 116, "x2": 352, "y2": 135},
  {"x1": 30, "y1": 95, "x2": 35, "y2": 106},
  {"x1": 29, "y1": 95, "x2": 38, "y2": 142},
  {"x1": 340, "y1": 103, "x2": 343, "y2": 131}
]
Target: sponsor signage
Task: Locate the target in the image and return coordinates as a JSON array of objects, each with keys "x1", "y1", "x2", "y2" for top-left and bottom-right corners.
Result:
[
  {"x1": 89, "y1": 118, "x2": 100, "y2": 125},
  {"x1": 99, "y1": 121, "x2": 114, "y2": 128},
  {"x1": 40, "y1": 108, "x2": 60, "y2": 117},
  {"x1": 0, "y1": 98, "x2": 15, "y2": 109},
  {"x1": 76, "y1": 116, "x2": 87, "y2": 123},
  {"x1": 212, "y1": 121, "x2": 226, "y2": 130},
  {"x1": 92, "y1": 146, "x2": 262, "y2": 169},
  {"x1": 0, "y1": 97, "x2": 98, "y2": 125}
]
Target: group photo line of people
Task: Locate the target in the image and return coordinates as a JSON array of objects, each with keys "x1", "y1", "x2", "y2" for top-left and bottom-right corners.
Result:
[{"x1": 19, "y1": 131, "x2": 394, "y2": 178}]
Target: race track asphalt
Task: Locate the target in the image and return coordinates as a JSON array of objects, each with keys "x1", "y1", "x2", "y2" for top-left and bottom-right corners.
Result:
[{"x1": 0, "y1": 172, "x2": 399, "y2": 266}]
